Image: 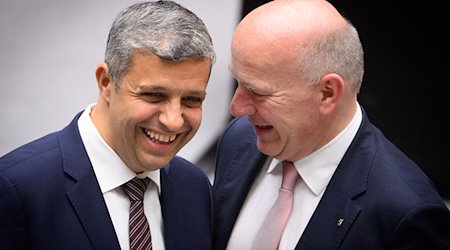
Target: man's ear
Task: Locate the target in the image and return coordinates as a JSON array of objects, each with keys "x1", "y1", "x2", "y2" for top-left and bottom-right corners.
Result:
[
  {"x1": 95, "y1": 62, "x2": 113, "y2": 103},
  {"x1": 318, "y1": 73, "x2": 344, "y2": 115}
]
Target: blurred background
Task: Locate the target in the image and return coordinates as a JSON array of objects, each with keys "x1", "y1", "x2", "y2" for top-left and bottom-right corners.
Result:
[{"x1": 1, "y1": 0, "x2": 448, "y2": 205}]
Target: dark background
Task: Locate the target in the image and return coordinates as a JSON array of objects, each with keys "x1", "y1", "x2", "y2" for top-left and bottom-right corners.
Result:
[
  {"x1": 200, "y1": 0, "x2": 449, "y2": 199},
  {"x1": 327, "y1": 0, "x2": 449, "y2": 199}
]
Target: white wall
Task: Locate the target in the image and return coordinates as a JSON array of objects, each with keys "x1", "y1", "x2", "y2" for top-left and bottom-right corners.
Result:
[{"x1": 0, "y1": 0, "x2": 240, "y2": 167}]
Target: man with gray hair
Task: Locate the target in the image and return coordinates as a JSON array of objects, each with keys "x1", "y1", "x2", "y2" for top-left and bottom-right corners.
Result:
[{"x1": 0, "y1": 1, "x2": 215, "y2": 249}]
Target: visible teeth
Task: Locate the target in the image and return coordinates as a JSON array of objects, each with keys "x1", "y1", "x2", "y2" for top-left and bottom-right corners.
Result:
[{"x1": 145, "y1": 129, "x2": 176, "y2": 142}]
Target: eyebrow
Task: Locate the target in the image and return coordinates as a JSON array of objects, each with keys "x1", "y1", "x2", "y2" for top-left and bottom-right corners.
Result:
[{"x1": 139, "y1": 84, "x2": 206, "y2": 96}]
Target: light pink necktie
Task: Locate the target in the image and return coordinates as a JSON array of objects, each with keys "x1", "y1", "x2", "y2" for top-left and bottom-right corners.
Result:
[
  {"x1": 122, "y1": 177, "x2": 152, "y2": 250},
  {"x1": 252, "y1": 161, "x2": 300, "y2": 250}
]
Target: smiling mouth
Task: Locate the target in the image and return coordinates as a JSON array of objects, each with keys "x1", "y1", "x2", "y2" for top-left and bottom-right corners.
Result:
[
  {"x1": 143, "y1": 128, "x2": 177, "y2": 143},
  {"x1": 256, "y1": 125, "x2": 273, "y2": 129}
]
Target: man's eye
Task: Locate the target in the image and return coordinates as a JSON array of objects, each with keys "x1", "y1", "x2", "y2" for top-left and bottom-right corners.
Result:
[
  {"x1": 246, "y1": 87, "x2": 266, "y2": 98},
  {"x1": 182, "y1": 96, "x2": 203, "y2": 107},
  {"x1": 249, "y1": 90, "x2": 267, "y2": 99},
  {"x1": 142, "y1": 92, "x2": 165, "y2": 102}
]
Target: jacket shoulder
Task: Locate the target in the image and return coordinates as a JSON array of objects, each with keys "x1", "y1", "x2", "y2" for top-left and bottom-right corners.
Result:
[
  {"x1": 219, "y1": 116, "x2": 255, "y2": 147},
  {"x1": 0, "y1": 131, "x2": 60, "y2": 172}
]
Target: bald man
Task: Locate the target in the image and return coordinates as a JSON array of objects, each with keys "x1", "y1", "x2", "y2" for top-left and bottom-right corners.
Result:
[{"x1": 212, "y1": 0, "x2": 450, "y2": 249}]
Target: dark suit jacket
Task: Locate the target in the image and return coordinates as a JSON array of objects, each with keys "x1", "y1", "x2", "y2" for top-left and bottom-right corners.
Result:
[
  {"x1": 213, "y1": 111, "x2": 450, "y2": 249},
  {"x1": 0, "y1": 112, "x2": 213, "y2": 250}
]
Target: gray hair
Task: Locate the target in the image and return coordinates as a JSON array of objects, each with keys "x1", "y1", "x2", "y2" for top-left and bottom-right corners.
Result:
[
  {"x1": 297, "y1": 19, "x2": 364, "y2": 94},
  {"x1": 105, "y1": 0, "x2": 216, "y2": 88}
]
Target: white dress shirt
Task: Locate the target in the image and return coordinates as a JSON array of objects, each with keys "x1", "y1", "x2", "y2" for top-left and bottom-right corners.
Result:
[
  {"x1": 77, "y1": 103, "x2": 165, "y2": 250},
  {"x1": 226, "y1": 103, "x2": 362, "y2": 250}
]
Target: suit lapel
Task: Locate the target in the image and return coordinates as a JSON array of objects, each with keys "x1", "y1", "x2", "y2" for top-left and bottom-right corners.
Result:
[
  {"x1": 66, "y1": 174, "x2": 121, "y2": 249},
  {"x1": 159, "y1": 166, "x2": 184, "y2": 250},
  {"x1": 296, "y1": 184, "x2": 362, "y2": 249},
  {"x1": 59, "y1": 114, "x2": 121, "y2": 249},
  {"x1": 214, "y1": 137, "x2": 267, "y2": 249},
  {"x1": 296, "y1": 110, "x2": 374, "y2": 249}
]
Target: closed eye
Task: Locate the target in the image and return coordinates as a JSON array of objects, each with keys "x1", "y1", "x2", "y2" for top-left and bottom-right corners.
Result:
[
  {"x1": 182, "y1": 96, "x2": 204, "y2": 108},
  {"x1": 141, "y1": 92, "x2": 166, "y2": 102},
  {"x1": 247, "y1": 88, "x2": 268, "y2": 100},
  {"x1": 244, "y1": 84, "x2": 267, "y2": 99}
]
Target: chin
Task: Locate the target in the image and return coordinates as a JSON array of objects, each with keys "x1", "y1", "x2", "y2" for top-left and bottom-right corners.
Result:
[{"x1": 256, "y1": 143, "x2": 274, "y2": 157}]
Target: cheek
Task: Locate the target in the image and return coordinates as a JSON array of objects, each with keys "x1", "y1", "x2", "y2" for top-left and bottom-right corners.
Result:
[
  {"x1": 184, "y1": 108, "x2": 203, "y2": 130},
  {"x1": 275, "y1": 99, "x2": 315, "y2": 134},
  {"x1": 129, "y1": 101, "x2": 160, "y2": 121}
]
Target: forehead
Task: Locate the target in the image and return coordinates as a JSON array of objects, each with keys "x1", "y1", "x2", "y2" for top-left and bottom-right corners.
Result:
[
  {"x1": 230, "y1": 49, "x2": 300, "y2": 93},
  {"x1": 123, "y1": 52, "x2": 211, "y2": 90},
  {"x1": 230, "y1": 65, "x2": 278, "y2": 97}
]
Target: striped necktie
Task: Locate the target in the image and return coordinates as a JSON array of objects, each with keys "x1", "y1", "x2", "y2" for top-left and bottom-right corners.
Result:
[{"x1": 122, "y1": 177, "x2": 152, "y2": 250}]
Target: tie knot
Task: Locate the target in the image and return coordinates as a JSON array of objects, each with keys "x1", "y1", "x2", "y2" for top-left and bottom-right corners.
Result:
[
  {"x1": 281, "y1": 161, "x2": 299, "y2": 191},
  {"x1": 123, "y1": 177, "x2": 151, "y2": 201}
]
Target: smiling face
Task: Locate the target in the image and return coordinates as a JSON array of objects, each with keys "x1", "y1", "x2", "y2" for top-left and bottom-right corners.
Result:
[
  {"x1": 229, "y1": 0, "x2": 358, "y2": 162},
  {"x1": 93, "y1": 52, "x2": 211, "y2": 173},
  {"x1": 229, "y1": 48, "x2": 324, "y2": 162},
  {"x1": 229, "y1": 0, "x2": 332, "y2": 162}
]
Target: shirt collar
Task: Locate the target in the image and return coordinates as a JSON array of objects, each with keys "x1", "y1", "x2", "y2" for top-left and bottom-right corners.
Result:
[{"x1": 77, "y1": 103, "x2": 161, "y2": 194}]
